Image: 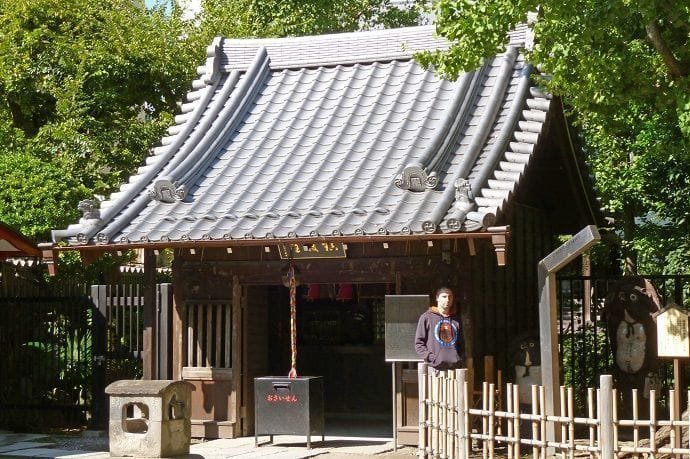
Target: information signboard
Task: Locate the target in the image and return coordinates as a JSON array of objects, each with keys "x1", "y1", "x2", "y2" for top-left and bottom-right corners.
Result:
[
  {"x1": 656, "y1": 304, "x2": 690, "y2": 358},
  {"x1": 278, "y1": 242, "x2": 347, "y2": 259},
  {"x1": 384, "y1": 295, "x2": 429, "y2": 362}
]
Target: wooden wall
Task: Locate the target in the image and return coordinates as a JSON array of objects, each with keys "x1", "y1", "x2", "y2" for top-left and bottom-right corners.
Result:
[
  {"x1": 463, "y1": 203, "x2": 555, "y2": 379},
  {"x1": 171, "y1": 214, "x2": 557, "y2": 437}
]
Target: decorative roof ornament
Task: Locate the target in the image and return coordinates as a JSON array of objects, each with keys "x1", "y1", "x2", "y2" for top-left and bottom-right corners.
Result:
[
  {"x1": 394, "y1": 163, "x2": 438, "y2": 192},
  {"x1": 78, "y1": 199, "x2": 101, "y2": 224},
  {"x1": 446, "y1": 178, "x2": 474, "y2": 231},
  {"x1": 454, "y1": 178, "x2": 472, "y2": 207},
  {"x1": 203, "y1": 37, "x2": 223, "y2": 85},
  {"x1": 149, "y1": 178, "x2": 187, "y2": 203}
]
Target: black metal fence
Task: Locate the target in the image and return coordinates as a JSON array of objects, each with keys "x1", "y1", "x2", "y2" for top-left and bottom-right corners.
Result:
[
  {"x1": 557, "y1": 274, "x2": 690, "y2": 414},
  {"x1": 0, "y1": 260, "x2": 171, "y2": 430},
  {"x1": 0, "y1": 296, "x2": 95, "y2": 429}
]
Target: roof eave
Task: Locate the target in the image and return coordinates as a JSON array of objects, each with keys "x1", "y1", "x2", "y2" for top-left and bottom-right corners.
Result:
[{"x1": 47, "y1": 226, "x2": 511, "y2": 266}]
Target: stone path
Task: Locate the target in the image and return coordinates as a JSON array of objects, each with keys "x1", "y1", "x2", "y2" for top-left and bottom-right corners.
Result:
[{"x1": 0, "y1": 430, "x2": 416, "y2": 458}]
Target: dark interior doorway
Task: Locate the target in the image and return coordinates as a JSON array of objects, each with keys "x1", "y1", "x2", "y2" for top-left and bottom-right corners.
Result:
[{"x1": 266, "y1": 283, "x2": 392, "y2": 435}]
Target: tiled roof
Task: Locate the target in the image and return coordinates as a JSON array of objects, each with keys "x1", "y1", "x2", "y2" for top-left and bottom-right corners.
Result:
[{"x1": 52, "y1": 25, "x2": 552, "y2": 247}]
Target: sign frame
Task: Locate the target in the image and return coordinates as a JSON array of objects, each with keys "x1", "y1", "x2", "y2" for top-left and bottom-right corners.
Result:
[
  {"x1": 655, "y1": 303, "x2": 690, "y2": 359},
  {"x1": 384, "y1": 294, "x2": 429, "y2": 362},
  {"x1": 278, "y1": 242, "x2": 347, "y2": 259}
]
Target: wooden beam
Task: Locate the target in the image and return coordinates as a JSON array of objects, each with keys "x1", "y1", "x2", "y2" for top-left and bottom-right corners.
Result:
[
  {"x1": 467, "y1": 238, "x2": 476, "y2": 256},
  {"x1": 37, "y1": 242, "x2": 57, "y2": 276},
  {"x1": 489, "y1": 226, "x2": 509, "y2": 266},
  {"x1": 50, "y1": 227, "x2": 512, "y2": 252}
]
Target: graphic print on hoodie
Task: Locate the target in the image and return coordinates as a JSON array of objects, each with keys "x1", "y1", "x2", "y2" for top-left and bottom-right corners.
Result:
[{"x1": 415, "y1": 307, "x2": 464, "y2": 370}]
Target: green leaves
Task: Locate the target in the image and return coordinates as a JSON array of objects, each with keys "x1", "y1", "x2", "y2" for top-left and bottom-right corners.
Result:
[
  {"x1": 194, "y1": 0, "x2": 420, "y2": 41},
  {"x1": 0, "y1": 0, "x2": 420, "y2": 245},
  {"x1": 422, "y1": 0, "x2": 690, "y2": 273},
  {"x1": 0, "y1": 0, "x2": 199, "y2": 240}
]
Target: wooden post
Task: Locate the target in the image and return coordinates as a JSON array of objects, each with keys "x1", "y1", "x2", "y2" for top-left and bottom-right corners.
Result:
[
  {"x1": 142, "y1": 248, "x2": 157, "y2": 380},
  {"x1": 90, "y1": 285, "x2": 108, "y2": 428},
  {"x1": 600, "y1": 375, "x2": 614, "y2": 459},
  {"x1": 674, "y1": 358, "x2": 682, "y2": 455},
  {"x1": 538, "y1": 225, "x2": 600, "y2": 450},
  {"x1": 457, "y1": 369, "x2": 468, "y2": 459},
  {"x1": 432, "y1": 372, "x2": 439, "y2": 456},
  {"x1": 392, "y1": 362, "x2": 397, "y2": 451},
  {"x1": 418, "y1": 362, "x2": 428, "y2": 458},
  {"x1": 158, "y1": 283, "x2": 172, "y2": 379},
  {"x1": 171, "y1": 280, "x2": 184, "y2": 380}
]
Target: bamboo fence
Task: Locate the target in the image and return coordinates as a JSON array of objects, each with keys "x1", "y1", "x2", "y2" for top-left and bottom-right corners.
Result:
[{"x1": 418, "y1": 363, "x2": 690, "y2": 458}]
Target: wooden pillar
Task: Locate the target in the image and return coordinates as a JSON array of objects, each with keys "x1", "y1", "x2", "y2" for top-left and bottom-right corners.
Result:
[
  {"x1": 171, "y1": 285, "x2": 184, "y2": 380},
  {"x1": 231, "y1": 275, "x2": 242, "y2": 437},
  {"x1": 143, "y1": 248, "x2": 158, "y2": 380}
]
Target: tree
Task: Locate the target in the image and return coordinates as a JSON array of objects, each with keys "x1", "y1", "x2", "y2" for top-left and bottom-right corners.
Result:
[
  {"x1": 193, "y1": 0, "x2": 421, "y2": 44},
  {"x1": 0, "y1": 0, "x2": 200, "y2": 240},
  {"x1": 0, "y1": 0, "x2": 420, "y2": 242},
  {"x1": 417, "y1": 0, "x2": 690, "y2": 274}
]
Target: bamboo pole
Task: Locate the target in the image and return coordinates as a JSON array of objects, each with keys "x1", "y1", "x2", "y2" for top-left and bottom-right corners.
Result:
[
  {"x1": 670, "y1": 388, "x2": 677, "y2": 453},
  {"x1": 514, "y1": 385, "x2": 521, "y2": 459},
  {"x1": 588, "y1": 387, "x2": 595, "y2": 459},
  {"x1": 442, "y1": 371, "x2": 448, "y2": 459},
  {"x1": 532, "y1": 384, "x2": 539, "y2": 459},
  {"x1": 600, "y1": 375, "x2": 614, "y2": 459},
  {"x1": 483, "y1": 381, "x2": 489, "y2": 459},
  {"x1": 632, "y1": 388, "x2": 639, "y2": 454},
  {"x1": 613, "y1": 388, "x2": 620, "y2": 457},
  {"x1": 432, "y1": 372, "x2": 439, "y2": 458},
  {"x1": 650, "y1": 390, "x2": 657, "y2": 457},
  {"x1": 489, "y1": 382, "x2": 496, "y2": 459},
  {"x1": 457, "y1": 369, "x2": 468, "y2": 459},
  {"x1": 418, "y1": 363, "x2": 428, "y2": 458},
  {"x1": 463, "y1": 375, "x2": 471, "y2": 459},
  {"x1": 540, "y1": 386, "x2": 547, "y2": 459},
  {"x1": 560, "y1": 385, "x2": 567, "y2": 458},
  {"x1": 568, "y1": 387, "x2": 574, "y2": 459},
  {"x1": 507, "y1": 384, "x2": 514, "y2": 459}
]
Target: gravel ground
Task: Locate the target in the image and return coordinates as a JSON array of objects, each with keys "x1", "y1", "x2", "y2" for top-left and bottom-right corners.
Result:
[{"x1": 47, "y1": 431, "x2": 109, "y2": 452}]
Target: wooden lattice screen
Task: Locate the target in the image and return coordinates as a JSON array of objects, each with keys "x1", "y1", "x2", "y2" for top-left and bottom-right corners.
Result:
[{"x1": 185, "y1": 301, "x2": 232, "y2": 368}]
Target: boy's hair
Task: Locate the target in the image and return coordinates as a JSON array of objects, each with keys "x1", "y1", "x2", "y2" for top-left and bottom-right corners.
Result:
[{"x1": 435, "y1": 287, "x2": 453, "y2": 298}]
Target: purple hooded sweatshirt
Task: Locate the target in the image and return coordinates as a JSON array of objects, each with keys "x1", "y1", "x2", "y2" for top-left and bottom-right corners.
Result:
[{"x1": 414, "y1": 306, "x2": 465, "y2": 370}]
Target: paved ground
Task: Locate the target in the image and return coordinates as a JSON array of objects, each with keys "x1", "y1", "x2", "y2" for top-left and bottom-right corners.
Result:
[{"x1": 0, "y1": 429, "x2": 417, "y2": 458}]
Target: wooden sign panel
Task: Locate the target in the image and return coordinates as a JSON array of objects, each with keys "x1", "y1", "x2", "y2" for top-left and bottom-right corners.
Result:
[
  {"x1": 384, "y1": 295, "x2": 429, "y2": 362},
  {"x1": 656, "y1": 304, "x2": 690, "y2": 358},
  {"x1": 278, "y1": 242, "x2": 347, "y2": 259}
]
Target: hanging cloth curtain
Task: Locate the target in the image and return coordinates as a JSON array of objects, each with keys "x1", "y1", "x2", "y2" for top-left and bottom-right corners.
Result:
[{"x1": 287, "y1": 265, "x2": 298, "y2": 378}]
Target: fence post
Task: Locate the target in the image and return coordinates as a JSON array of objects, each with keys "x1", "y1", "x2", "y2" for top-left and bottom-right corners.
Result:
[
  {"x1": 600, "y1": 375, "x2": 614, "y2": 458},
  {"x1": 419, "y1": 362, "x2": 428, "y2": 458},
  {"x1": 89, "y1": 285, "x2": 108, "y2": 429},
  {"x1": 157, "y1": 283, "x2": 172, "y2": 379},
  {"x1": 457, "y1": 368, "x2": 468, "y2": 459}
]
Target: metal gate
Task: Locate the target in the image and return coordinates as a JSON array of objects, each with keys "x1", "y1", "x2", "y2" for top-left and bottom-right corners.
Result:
[
  {"x1": 557, "y1": 274, "x2": 690, "y2": 412},
  {"x1": 90, "y1": 283, "x2": 172, "y2": 427},
  {"x1": 0, "y1": 296, "x2": 95, "y2": 429}
]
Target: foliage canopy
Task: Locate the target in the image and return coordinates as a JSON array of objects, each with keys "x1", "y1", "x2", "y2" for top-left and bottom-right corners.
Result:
[
  {"x1": 0, "y1": 0, "x2": 418, "y2": 242},
  {"x1": 418, "y1": 0, "x2": 690, "y2": 273}
]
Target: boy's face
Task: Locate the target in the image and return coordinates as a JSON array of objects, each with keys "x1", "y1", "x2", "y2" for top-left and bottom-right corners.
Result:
[{"x1": 437, "y1": 291, "x2": 454, "y2": 316}]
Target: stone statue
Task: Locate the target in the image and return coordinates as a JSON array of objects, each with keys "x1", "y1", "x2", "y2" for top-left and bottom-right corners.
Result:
[{"x1": 604, "y1": 279, "x2": 661, "y2": 418}]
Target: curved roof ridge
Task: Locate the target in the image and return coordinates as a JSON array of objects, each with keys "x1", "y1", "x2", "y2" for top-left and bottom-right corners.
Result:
[
  {"x1": 219, "y1": 26, "x2": 451, "y2": 71},
  {"x1": 216, "y1": 25, "x2": 529, "y2": 72}
]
